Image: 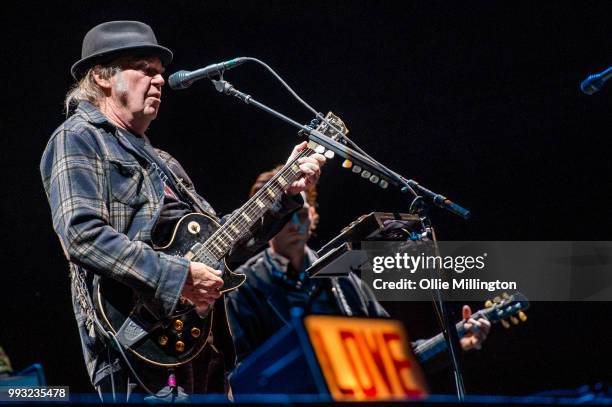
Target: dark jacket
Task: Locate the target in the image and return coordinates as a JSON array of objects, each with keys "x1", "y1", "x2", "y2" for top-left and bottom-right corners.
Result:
[{"x1": 225, "y1": 247, "x2": 389, "y2": 363}]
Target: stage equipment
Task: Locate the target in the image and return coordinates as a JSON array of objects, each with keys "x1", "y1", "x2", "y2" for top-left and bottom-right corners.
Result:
[
  {"x1": 0, "y1": 363, "x2": 46, "y2": 387},
  {"x1": 308, "y1": 212, "x2": 530, "y2": 355},
  {"x1": 230, "y1": 311, "x2": 428, "y2": 401},
  {"x1": 168, "y1": 57, "x2": 247, "y2": 89},
  {"x1": 229, "y1": 294, "x2": 528, "y2": 400},
  {"x1": 307, "y1": 212, "x2": 425, "y2": 278},
  {"x1": 172, "y1": 57, "x2": 472, "y2": 399}
]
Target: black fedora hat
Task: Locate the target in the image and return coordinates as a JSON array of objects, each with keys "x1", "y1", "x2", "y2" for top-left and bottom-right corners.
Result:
[{"x1": 71, "y1": 21, "x2": 173, "y2": 80}]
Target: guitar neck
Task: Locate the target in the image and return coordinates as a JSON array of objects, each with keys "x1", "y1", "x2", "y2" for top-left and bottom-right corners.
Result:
[
  {"x1": 413, "y1": 309, "x2": 488, "y2": 364},
  {"x1": 413, "y1": 293, "x2": 529, "y2": 363},
  {"x1": 196, "y1": 146, "x2": 314, "y2": 262}
]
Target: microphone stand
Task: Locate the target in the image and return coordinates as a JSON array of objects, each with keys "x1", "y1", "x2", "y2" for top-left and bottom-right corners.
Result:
[{"x1": 210, "y1": 77, "x2": 469, "y2": 400}]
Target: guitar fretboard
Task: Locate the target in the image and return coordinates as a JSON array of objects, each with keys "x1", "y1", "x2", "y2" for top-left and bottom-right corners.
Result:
[{"x1": 191, "y1": 146, "x2": 313, "y2": 264}]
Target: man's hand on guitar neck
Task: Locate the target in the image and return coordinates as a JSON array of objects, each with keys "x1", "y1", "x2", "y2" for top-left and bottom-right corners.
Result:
[
  {"x1": 285, "y1": 142, "x2": 326, "y2": 196},
  {"x1": 182, "y1": 262, "x2": 224, "y2": 312},
  {"x1": 460, "y1": 305, "x2": 491, "y2": 351}
]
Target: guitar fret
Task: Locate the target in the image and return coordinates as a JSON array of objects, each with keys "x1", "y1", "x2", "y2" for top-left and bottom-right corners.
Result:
[{"x1": 201, "y1": 148, "x2": 315, "y2": 261}]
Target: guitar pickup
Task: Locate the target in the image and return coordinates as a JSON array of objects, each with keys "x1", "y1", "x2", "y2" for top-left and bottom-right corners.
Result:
[{"x1": 185, "y1": 243, "x2": 203, "y2": 260}]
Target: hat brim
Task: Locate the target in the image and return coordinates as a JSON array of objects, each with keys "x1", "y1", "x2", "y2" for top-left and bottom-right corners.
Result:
[{"x1": 71, "y1": 44, "x2": 173, "y2": 80}]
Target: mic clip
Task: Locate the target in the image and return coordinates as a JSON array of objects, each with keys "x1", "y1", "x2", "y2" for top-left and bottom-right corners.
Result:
[{"x1": 212, "y1": 78, "x2": 228, "y2": 93}]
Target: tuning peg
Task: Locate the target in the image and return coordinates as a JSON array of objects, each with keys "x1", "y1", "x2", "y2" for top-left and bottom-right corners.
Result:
[
  {"x1": 510, "y1": 316, "x2": 519, "y2": 325},
  {"x1": 369, "y1": 175, "x2": 380, "y2": 184},
  {"x1": 342, "y1": 159, "x2": 353, "y2": 168},
  {"x1": 379, "y1": 179, "x2": 389, "y2": 189},
  {"x1": 501, "y1": 319, "x2": 511, "y2": 329},
  {"x1": 361, "y1": 170, "x2": 371, "y2": 179},
  {"x1": 352, "y1": 165, "x2": 362, "y2": 174},
  {"x1": 493, "y1": 296, "x2": 501, "y2": 304},
  {"x1": 502, "y1": 293, "x2": 510, "y2": 300},
  {"x1": 315, "y1": 145, "x2": 325, "y2": 154},
  {"x1": 518, "y1": 311, "x2": 528, "y2": 322},
  {"x1": 485, "y1": 299, "x2": 493, "y2": 308},
  {"x1": 324, "y1": 150, "x2": 335, "y2": 159}
]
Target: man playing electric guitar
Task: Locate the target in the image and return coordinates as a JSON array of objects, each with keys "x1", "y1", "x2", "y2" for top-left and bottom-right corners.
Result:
[{"x1": 40, "y1": 21, "x2": 325, "y2": 401}]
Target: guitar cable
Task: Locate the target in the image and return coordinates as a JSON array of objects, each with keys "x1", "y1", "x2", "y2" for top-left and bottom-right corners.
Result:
[
  {"x1": 244, "y1": 57, "x2": 420, "y2": 199},
  {"x1": 242, "y1": 57, "x2": 375, "y2": 160},
  {"x1": 92, "y1": 313, "x2": 174, "y2": 399}
]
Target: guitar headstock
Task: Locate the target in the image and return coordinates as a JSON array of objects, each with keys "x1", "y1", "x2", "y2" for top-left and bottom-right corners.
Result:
[
  {"x1": 307, "y1": 112, "x2": 391, "y2": 190},
  {"x1": 480, "y1": 292, "x2": 530, "y2": 329},
  {"x1": 307, "y1": 112, "x2": 349, "y2": 160},
  {"x1": 314, "y1": 112, "x2": 349, "y2": 140}
]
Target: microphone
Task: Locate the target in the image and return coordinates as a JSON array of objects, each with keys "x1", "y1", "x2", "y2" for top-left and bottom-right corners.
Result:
[
  {"x1": 168, "y1": 57, "x2": 247, "y2": 90},
  {"x1": 580, "y1": 66, "x2": 612, "y2": 95}
]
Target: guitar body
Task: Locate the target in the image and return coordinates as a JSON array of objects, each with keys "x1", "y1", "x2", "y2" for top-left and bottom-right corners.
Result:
[
  {"x1": 93, "y1": 213, "x2": 246, "y2": 367},
  {"x1": 158, "y1": 213, "x2": 247, "y2": 294}
]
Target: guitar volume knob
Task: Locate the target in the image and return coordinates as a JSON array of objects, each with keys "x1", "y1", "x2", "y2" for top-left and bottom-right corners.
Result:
[
  {"x1": 188, "y1": 221, "x2": 201, "y2": 234},
  {"x1": 158, "y1": 335, "x2": 168, "y2": 346},
  {"x1": 175, "y1": 341, "x2": 185, "y2": 352},
  {"x1": 174, "y1": 320, "x2": 184, "y2": 331},
  {"x1": 191, "y1": 327, "x2": 201, "y2": 338}
]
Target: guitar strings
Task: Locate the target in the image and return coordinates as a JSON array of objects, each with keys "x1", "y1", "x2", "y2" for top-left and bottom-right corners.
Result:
[
  {"x1": 191, "y1": 147, "x2": 313, "y2": 263},
  {"x1": 196, "y1": 154, "x2": 304, "y2": 261},
  {"x1": 207, "y1": 148, "x2": 309, "y2": 254}
]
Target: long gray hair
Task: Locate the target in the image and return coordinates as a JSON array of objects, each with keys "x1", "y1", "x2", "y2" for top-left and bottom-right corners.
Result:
[{"x1": 64, "y1": 64, "x2": 120, "y2": 115}]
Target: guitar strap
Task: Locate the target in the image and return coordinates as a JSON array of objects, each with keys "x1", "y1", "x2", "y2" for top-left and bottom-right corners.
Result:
[
  {"x1": 167, "y1": 170, "x2": 214, "y2": 218},
  {"x1": 113, "y1": 132, "x2": 215, "y2": 344},
  {"x1": 122, "y1": 130, "x2": 213, "y2": 217}
]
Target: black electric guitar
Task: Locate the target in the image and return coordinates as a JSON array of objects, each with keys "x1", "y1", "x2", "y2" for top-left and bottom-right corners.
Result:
[
  {"x1": 93, "y1": 113, "x2": 349, "y2": 367},
  {"x1": 414, "y1": 292, "x2": 530, "y2": 363}
]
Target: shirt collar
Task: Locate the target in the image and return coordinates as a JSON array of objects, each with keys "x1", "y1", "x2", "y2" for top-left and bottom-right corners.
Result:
[
  {"x1": 75, "y1": 101, "x2": 115, "y2": 127},
  {"x1": 265, "y1": 248, "x2": 291, "y2": 272},
  {"x1": 264, "y1": 247, "x2": 318, "y2": 289},
  {"x1": 75, "y1": 101, "x2": 152, "y2": 154}
]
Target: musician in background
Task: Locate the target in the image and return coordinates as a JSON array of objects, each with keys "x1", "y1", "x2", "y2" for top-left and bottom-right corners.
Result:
[
  {"x1": 40, "y1": 21, "x2": 324, "y2": 401},
  {"x1": 226, "y1": 166, "x2": 491, "y2": 366}
]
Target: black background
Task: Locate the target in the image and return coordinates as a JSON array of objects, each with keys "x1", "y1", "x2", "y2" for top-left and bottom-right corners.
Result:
[{"x1": 1, "y1": 0, "x2": 610, "y2": 396}]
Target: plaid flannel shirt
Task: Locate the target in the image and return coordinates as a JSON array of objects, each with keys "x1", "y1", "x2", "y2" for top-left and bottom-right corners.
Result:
[{"x1": 40, "y1": 101, "x2": 301, "y2": 387}]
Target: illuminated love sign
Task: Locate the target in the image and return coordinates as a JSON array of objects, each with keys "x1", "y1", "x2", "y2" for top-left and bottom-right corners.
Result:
[{"x1": 304, "y1": 316, "x2": 428, "y2": 401}]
